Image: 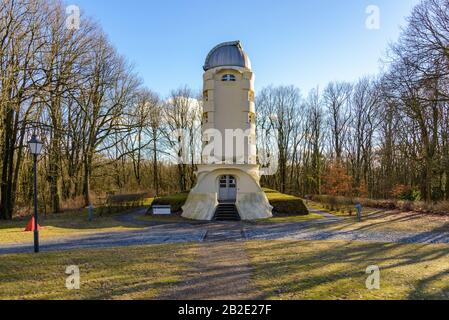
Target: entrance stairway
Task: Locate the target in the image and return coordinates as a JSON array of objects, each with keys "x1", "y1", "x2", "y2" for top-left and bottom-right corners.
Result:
[{"x1": 213, "y1": 203, "x2": 241, "y2": 221}]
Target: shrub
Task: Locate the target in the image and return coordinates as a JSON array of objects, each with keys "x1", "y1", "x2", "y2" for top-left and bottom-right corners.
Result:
[
  {"x1": 151, "y1": 192, "x2": 190, "y2": 213},
  {"x1": 322, "y1": 162, "x2": 352, "y2": 197},
  {"x1": 396, "y1": 200, "x2": 413, "y2": 212},
  {"x1": 311, "y1": 193, "x2": 449, "y2": 215},
  {"x1": 392, "y1": 185, "x2": 421, "y2": 201},
  {"x1": 264, "y1": 189, "x2": 309, "y2": 216},
  {"x1": 107, "y1": 192, "x2": 150, "y2": 206},
  {"x1": 311, "y1": 195, "x2": 352, "y2": 211},
  {"x1": 427, "y1": 202, "x2": 449, "y2": 214},
  {"x1": 100, "y1": 192, "x2": 150, "y2": 215},
  {"x1": 312, "y1": 194, "x2": 401, "y2": 212}
]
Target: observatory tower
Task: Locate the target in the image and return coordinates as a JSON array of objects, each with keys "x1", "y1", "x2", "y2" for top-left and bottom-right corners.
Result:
[{"x1": 182, "y1": 41, "x2": 273, "y2": 221}]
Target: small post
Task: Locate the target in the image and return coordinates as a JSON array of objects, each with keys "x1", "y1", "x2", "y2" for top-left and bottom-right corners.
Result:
[
  {"x1": 356, "y1": 203, "x2": 363, "y2": 222},
  {"x1": 88, "y1": 203, "x2": 94, "y2": 222}
]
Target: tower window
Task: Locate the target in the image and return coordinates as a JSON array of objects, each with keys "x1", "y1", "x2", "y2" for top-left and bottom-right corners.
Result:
[
  {"x1": 203, "y1": 90, "x2": 209, "y2": 101},
  {"x1": 248, "y1": 112, "x2": 256, "y2": 124},
  {"x1": 203, "y1": 112, "x2": 209, "y2": 123},
  {"x1": 248, "y1": 90, "x2": 255, "y2": 102},
  {"x1": 222, "y1": 74, "x2": 236, "y2": 82}
]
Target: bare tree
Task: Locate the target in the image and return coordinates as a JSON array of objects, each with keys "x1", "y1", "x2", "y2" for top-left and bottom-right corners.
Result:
[{"x1": 323, "y1": 81, "x2": 352, "y2": 161}]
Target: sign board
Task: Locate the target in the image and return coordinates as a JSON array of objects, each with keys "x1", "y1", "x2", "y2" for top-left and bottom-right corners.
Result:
[{"x1": 152, "y1": 205, "x2": 171, "y2": 215}]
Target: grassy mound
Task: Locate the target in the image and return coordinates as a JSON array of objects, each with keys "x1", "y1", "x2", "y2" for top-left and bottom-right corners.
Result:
[
  {"x1": 151, "y1": 192, "x2": 189, "y2": 213},
  {"x1": 264, "y1": 188, "x2": 309, "y2": 216}
]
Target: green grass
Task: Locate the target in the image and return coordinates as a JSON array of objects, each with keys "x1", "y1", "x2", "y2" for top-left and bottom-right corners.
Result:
[
  {"x1": 142, "y1": 198, "x2": 154, "y2": 206},
  {"x1": 4, "y1": 240, "x2": 449, "y2": 300},
  {"x1": 310, "y1": 210, "x2": 449, "y2": 234},
  {"x1": 246, "y1": 240, "x2": 449, "y2": 300},
  {"x1": 137, "y1": 214, "x2": 194, "y2": 224},
  {"x1": 305, "y1": 199, "x2": 449, "y2": 233},
  {"x1": 0, "y1": 243, "x2": 197, "y2": 300},
  {"x1": 264, "y1": 189, "x2": 309, "y2": 216},
  {"x1": 257, "y1": 213, "x2": 323, "y2": 223},
  {"x1": 305, "y1": 200, "x2": 378, "y2": 217}
]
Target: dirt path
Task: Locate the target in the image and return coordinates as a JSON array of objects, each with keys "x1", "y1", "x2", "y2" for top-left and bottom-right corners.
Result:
[{"x1": 158, "y1": 225, "x2": 264, "y2": 300}]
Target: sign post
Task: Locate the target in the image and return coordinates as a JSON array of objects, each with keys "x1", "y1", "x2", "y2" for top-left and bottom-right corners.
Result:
[
  {"x1": 88, "y1": 204, "x2": 94, "y2": 222},
  {"x1": 356, "y1": 203, "x2": 363, "y2": 222}
]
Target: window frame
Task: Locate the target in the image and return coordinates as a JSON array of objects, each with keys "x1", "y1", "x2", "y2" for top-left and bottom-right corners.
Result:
[{"x1": 221, "y1": 74, "x2": 236, "y2": 82}]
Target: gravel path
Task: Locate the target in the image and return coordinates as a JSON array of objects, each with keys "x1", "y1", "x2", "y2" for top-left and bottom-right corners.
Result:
[
  {"x1": 0, "y1": 223, "x2": 206, "y2": 255},
  {"x1": 158, "y1": 225, "x2": 263, "y2": 300},
  {"x1": 3, "y1": 208, "x2": 449, "y2": 255}
]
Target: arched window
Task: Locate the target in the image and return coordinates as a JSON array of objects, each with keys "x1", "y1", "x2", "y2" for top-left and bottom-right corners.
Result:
[{"x1": 221, "y1": 74, "x2": 236, "y2": 82}]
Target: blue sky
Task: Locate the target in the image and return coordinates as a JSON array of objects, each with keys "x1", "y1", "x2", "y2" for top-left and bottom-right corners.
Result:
[{"x1": 73, "y1": 0, "x2": 421, "y2": 96}]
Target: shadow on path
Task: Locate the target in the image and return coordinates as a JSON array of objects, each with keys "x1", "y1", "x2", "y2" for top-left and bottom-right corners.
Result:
[{"x1": 158, "y1": 224, "x2": 264, "y2": 300}]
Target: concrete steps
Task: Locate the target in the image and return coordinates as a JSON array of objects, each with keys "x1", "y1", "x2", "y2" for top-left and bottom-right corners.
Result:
[{"x1": 214, "y1": 203, "x2": 241, "y2": 221}]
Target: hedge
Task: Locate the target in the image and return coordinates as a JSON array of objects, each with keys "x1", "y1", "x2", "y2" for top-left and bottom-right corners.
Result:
[
  {"x1": 264, "y1": 189, "x2": 309, "y2": 216},
  {"x1": 151, "y1": 192, "x2": 189, "y2": 213},
  {"x1": 311, "y1": 194, "x2": 449, "y2": 215}
]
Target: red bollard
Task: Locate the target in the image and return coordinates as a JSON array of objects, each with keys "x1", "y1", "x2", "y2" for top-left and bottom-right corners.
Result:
[{"x1": 24, "y1": 217, "x2": 42, "y2": 232}]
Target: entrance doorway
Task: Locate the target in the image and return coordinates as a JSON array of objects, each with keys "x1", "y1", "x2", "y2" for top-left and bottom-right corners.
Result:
[{"x1": 218, "y1": 175, "x2": 237, "y2": 202}]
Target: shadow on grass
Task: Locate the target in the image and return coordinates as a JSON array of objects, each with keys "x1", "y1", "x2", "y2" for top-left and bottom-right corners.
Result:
[
  {"x1": 245, "y1": 240, "x2": 449, "y2": 300},
  {"x1": 0, "y1": 243, "x2": 197, "y2": 300},
  {"x1": 310, "y1": 209, "x2": 449, "y2": 235}
]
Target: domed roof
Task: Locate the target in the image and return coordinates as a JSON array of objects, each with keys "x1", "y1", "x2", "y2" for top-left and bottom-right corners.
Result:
[{"x1": 203, "y1": 41, "x2": 251, "y2": 71}]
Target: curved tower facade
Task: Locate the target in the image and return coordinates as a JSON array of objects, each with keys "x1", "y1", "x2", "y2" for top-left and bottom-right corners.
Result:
[{"x1": 182, "y1": 41, "x2": 273, "y2": 221}]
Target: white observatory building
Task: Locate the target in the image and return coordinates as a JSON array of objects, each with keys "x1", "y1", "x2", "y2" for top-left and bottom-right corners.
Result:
[{"x1": 182, "y1": 41, "x2": 273, "y2": 221}]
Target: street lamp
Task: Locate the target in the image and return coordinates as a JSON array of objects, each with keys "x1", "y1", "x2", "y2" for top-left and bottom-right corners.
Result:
[{"x1": 28, "y1": 134, "x2": 43, "y2": 253}]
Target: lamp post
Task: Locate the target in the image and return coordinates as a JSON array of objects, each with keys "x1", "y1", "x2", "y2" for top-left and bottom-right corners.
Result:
[{"x1": 28, "y1": 134, "x2": 43, "y2": 253}]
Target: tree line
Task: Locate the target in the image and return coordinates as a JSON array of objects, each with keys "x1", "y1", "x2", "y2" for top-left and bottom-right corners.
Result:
[
  {"x1": 0, "y1": 0, "x2": 202, "y2": 219},
  {"x1": 0, "y1": 0, "x2": 448, "y2": 220},
  {"x1": 259, "y1": 0, "x2": 449, "y2": 203}
]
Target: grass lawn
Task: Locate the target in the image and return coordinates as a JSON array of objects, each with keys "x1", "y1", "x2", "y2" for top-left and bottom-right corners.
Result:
[
  {"x1": 305, "y1": 200, "x2": 379, "y2": 217},
  {"x1": 3, "y1": 240, "x2": 449, "y2": 300},
  {"x1": 137, "y1": 214, "x2": 196, "y2": 224},
  {"x1": 318, "y1": 210, "x2": 449, "y2": 234},
  {"x1": 246, "y1": 240, "x2": 449, "y2": 300},
  {"x1": 305, "y1": 200, "x2": 449, "y2": 233},
  {"x1": 0, "y1": 208, "x2": 145, "y2": 245},
  {"x1": 0, "y1": 243, "x2": 197, "y2": 300},
  {"x1": 257, "y1": 213, "x2": 323, "y2": 223}
]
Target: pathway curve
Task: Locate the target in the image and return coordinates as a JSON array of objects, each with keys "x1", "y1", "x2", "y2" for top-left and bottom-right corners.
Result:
[
  {"x1": 3, "y1": 208, "x2": 449, "y2": 255},
  {"x1": 0, "y1": 223, "x2": 206, "y2": 255}
]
